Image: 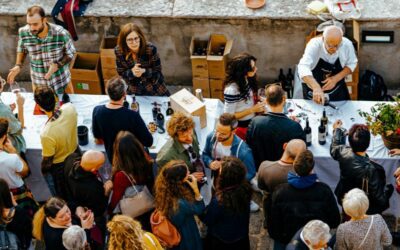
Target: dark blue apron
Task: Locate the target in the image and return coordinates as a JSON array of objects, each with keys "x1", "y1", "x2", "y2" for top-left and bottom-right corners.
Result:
[{"x1": 302, "y1": 58, "x2": 350, "y2": 101}]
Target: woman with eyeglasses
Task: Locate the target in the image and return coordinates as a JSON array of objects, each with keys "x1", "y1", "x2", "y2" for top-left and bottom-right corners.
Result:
[
  {"x1": 115, "y1": 23, "x2": 170, "y2": 96},
  {"x1": 223, "y1": 53, "x2": 265, "y2": 141},
  {"x1": 0, "y1": 178, "x2": 32, "y2": 249},
  {"x1": 154, "y1": 160, "x2": 205, "y2": 250}
]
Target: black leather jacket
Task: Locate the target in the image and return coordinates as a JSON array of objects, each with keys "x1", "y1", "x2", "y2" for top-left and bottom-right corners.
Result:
[{"x1": 330, "y1": 128, "x2": 394, "y2": 214}]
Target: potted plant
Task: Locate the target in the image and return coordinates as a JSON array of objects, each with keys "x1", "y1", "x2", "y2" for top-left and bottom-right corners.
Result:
[{"x1": 358, "y1": 98, "x2": 400, "y2": 150}]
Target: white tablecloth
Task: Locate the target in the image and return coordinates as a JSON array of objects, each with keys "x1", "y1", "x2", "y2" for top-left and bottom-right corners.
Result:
[
  {"x1": 2, "y1": 93, "x2": 399, "y2": 217},
  {"x1": 286, "y1": 99, "x2": 400, "y2": 217},
  {"x1": 0, "y1": 92, "x2": 223, "y2": 202}
]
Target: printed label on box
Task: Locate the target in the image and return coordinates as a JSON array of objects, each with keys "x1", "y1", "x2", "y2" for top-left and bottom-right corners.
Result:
[{"x1": 77, "y1": 83, "x2": 89, "y2": 90}]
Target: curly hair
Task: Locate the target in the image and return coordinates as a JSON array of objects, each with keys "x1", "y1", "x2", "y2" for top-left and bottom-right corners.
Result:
[
  {"x1": 224, "y1": 53, "x2": 258, "y2": 95},
  {"x1": 166, "y1": 112, "x2": 194, "y2": 138},
  {"x1": 154, "y1": 160, "x2": 195, "y2": 217},
  {"x1": 107, "y1": 215, "x2": 146, "y2": 250},
  {"x1": 215, "y1": 157, "x2": 252, "y2": 214},
  {"x1": 112, "y1": 131, "x2": 152, "y2": 178}
]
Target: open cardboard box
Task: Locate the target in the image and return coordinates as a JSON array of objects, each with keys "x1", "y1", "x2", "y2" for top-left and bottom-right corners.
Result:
[
  {"x1": 190, "y1": 37, "x2": 209, "y2": 78},
  {"x1": 100, "y1": 36, "x2": 118, "y2": 80},
  {"x1": 70, "y1": 52, "x2": 103, "y2": 94},
  {"x1": 207, "y1": 34, "x2": 233, "y2": 79}
]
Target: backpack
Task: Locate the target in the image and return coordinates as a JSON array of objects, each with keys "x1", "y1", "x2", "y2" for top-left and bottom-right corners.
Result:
[
  {"x1": 0, "y1": 224, "x2": 19, "y2": 250},
  {"x1": 359, "y1": 70, "x2": 393, "y2": 101}
]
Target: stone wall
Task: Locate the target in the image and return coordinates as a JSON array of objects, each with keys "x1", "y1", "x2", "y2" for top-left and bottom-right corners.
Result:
[{"x1": 0, "y1": 15, "x2": 399, "y2": 87}]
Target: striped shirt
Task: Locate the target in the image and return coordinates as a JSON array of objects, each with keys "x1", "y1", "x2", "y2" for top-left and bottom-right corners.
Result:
[
  {"x1": 223, "y1": 82, "x2": 255, "y2": 121},
  {"x1": 17, "y1": 23, "x2": 76, "y2": 93}
]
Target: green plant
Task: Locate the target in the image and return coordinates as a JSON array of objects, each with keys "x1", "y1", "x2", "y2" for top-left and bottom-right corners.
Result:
[{"x1": 358, "y1": 98, "x2": 400, "y2": 136}]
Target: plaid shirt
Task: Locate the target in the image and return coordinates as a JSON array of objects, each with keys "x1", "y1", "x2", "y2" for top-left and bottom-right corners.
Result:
[
  {"x1": 17, "y1": 23, "x2": 76, "y2": 93},
  {"x1": 115, "y1": 43, "x2": 169, "y2": 96}
]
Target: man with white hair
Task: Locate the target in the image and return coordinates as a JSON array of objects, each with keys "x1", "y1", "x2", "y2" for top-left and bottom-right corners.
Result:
[
  {"x1": 62, "y1": 225, "x2": 88, "y2": 250},
  {"x1": 298, "y1": 25, "x2": 358, "y2": 104},
  {"x1": 286, "y1": 220, "x2": 333, "y2": 250}
]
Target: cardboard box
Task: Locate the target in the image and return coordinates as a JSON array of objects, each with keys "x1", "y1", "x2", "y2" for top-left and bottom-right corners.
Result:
[
  {"x1": 193, "y1": 78, "x2": 210, "y2": 98},
  {"x1": 207, "y1": 34, "x2": 233, "y2": 79},
  {"x1": 101, "y1": 67, "x2": 118, "y2": 80},
  {"x1": 100, "y1": 37, "x2": 118, "y2": 79},
  {"x1": 70, "y1": 52, "x2": 103, "y2": 94},
  {"x1": 170, "y1": 88, "x2": 207, "y2": 128},
  {"x1": 210, "y1": 78, "x2": 224, "y2": 100},
  {"x1": 100, "y1": 37, "x2": 118, "y2": 58},
  {"x1": 190, "y1": 38, "x2": 209, "y2": 78}
]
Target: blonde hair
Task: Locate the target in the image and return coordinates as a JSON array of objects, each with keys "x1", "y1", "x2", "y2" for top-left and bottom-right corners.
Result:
[
  {"x1": 343, "y1": 188, "x2": 369, "y2": 219},
  {"x1": 107, "y1": 215, "x2": 146, "y2": 250}
]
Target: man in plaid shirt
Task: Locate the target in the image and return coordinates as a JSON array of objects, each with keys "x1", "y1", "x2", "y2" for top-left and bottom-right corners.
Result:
[{"x1": 8, "y1": 5, "x2": 76, "y2": 95}]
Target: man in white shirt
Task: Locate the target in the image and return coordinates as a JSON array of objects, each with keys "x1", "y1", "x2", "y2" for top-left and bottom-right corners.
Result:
[{"x1": 298, "y1": 25, "x2": 358, "y2": 104}]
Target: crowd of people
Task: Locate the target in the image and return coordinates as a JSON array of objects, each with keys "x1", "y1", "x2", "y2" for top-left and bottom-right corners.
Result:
[{"x1": 0, "y1": 4, "x2": 399, "y2": 250}]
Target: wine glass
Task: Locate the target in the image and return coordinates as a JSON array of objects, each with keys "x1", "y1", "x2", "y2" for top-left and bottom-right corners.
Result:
[
  {"x1": 257, "y1": 88, "x2": 266, "y2": 102},
  {"x1": 9, "y1": 81, "x2": 26, "y2": 94}
]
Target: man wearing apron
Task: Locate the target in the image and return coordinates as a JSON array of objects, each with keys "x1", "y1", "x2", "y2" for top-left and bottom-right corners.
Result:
[{"x1": 298, "y1": 25, "x2": 358, "y2": 104}]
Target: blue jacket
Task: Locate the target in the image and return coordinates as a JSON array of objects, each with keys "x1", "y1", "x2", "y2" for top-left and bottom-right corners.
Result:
[
  {"x1": 170, "y1": 199, "x2": 205, "y2": 250},
  {"x1": 202, "y1": 133, "x2": 256, "y2": 181}
]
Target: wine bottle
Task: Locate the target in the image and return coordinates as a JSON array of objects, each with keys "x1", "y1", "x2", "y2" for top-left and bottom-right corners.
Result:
[
  {"x1": 286, "y1": 68, "x2": 294, "y2": 99},
  {"x1": 321, "y1": 109, "x2": 329, "y2": 136},
  {"x1": 278, "y1": 68, "x2": 287, "y2": 95},
  {"x1": 318, "y1": 120, "x2": 326, "y2": 145},
  {"x1": 156, "y1": 108, "x2": 165, "y2": 134},
  {"x1": 130, "y1": 94, "x2": 139, "y2": 112},
  {"x1": 304, "y1": 118, "x2": 312, "y2": 147},
  {"x1": 151, "y1": 102, "x2": 158, "y2": 121},
  {"x1": 166, "y1": 101, "x2": 174, "y2": 116}
]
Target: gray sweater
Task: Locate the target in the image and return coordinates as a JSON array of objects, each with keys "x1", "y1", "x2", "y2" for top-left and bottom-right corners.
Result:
[{"x1": 335, "y1": 214, "x2": 392, "y2": 250}]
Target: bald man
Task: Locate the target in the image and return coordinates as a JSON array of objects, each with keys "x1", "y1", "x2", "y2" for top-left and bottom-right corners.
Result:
[
  {"x1": 64, "y1": 150, "x2": 111, "y2": 218},
  {"x1": 257, "y1": 139, "x2": 307, "y2": 228},
  {"x1": 64, "y1": 150, "x2": 111, "y2": 243},
  {"x1": 298, "y1": 25, "x2": 358, "y2": 104}
]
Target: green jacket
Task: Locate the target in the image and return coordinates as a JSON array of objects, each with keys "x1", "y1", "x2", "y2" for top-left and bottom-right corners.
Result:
[{"x1": 156, "y1": 133, "x2": 200, "y2": 173}]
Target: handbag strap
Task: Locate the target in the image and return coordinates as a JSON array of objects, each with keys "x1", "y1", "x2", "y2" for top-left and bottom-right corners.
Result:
[
  {"x1": 144, "y1": 233, "x2": 156, "y2": 247},
  {"x1": 121, "y1": 171, "x2": 139, "y2": 193},
  {"x1": 358, "y1": 215, "x2": 374, "y2": 249}
]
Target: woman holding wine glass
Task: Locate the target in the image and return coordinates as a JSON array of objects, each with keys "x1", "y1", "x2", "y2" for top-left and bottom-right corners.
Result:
[{"x1": 223, "y1": 53, "x2": 265, "y2": 141}]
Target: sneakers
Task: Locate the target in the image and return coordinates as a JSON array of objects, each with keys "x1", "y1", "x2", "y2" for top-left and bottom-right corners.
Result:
[
  {"x1": 250, "y1": 200, "x2": 260, "y2": 212},
  {"x1": 250, "y1": 177, "x2": 262, "y2": 193}
]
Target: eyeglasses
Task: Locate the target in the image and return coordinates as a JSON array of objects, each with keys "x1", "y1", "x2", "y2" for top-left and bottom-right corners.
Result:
[
  {"x1": 126, "y1": 37, "x2": 140, "y2": 43},
  {"x1": 324, "y1": 41, "x2": 341, "y2": 49}
]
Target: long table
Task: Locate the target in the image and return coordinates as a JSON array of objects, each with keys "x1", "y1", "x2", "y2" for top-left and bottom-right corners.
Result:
[
  {"x1": 0, "y1": 92, "x2": 224, "y2": 202},
  {"x1": 1, "y1": 93, "x2": 399, "y2": 217}
]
